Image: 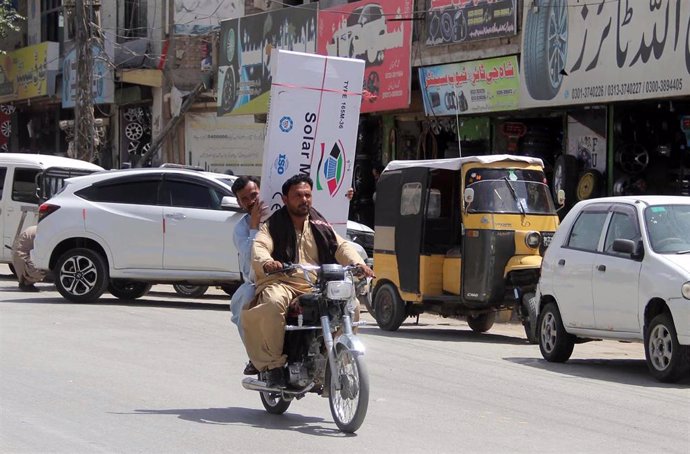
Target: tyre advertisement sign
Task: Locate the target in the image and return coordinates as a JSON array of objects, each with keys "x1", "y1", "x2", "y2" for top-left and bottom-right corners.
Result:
[
  {"x1": 185, "y1": 113, "x2": 265, "y2": 176},
  {"x1": 567, "y1": 110, "x2": 607, "y2": 175},
  {"x1": 425, "y1": 0, "x2": 517, "y2": 46},
  {"x1": 317, "y1": 0, "x2": 413, "y2": 113},
  {"x1": 520, "y1": 0, "x2": 690, "y2": 108},
  {"x1": 217, "y1": 4, "x2": 318, "y2": 116},
  {"x1": 418, "y1": 55, "x2": 520, "y2": 116},
  {"x1": 259, "y1": 50, "x2": 364, "y2": 236}
]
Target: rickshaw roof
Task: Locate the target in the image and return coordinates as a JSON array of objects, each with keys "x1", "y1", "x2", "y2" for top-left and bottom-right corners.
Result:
[{"x1": 383, "y1": 154, "x2": 544, "y2": 173}]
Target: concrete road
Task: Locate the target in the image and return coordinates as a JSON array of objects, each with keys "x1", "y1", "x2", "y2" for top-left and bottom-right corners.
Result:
[{"x1": 1, "y1": 266, "x2": 688, "y2": 453}]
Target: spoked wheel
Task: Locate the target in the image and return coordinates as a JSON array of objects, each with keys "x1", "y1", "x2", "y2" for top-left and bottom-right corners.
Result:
[
  {"x1": 55, "y1": 248, "x2": 109, "y2": 303},
  {"x1": 327, "y1": 346, "x2": 369, "y2": 433},
  {"x1": 644, "y1": 313, "x2": 690, "y2": 383},
  {"x1": 258, "y1": 371, "x2": 291, "y2": 415}
]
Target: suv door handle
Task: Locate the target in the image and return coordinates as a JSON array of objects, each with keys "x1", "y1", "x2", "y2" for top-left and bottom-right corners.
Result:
[
  {"x1": 558, "y1": 259, "x2": 565, "y2": 266},
  {"x1": 165, "y1": 213, "x2": 186, "y2": 220},
  {"x1": 597, "y1": 264, "x2": 606, "y2": 272}
]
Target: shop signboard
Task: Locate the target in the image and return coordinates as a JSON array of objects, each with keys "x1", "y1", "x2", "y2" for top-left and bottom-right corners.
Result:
[
  {"x1": 520, "y1": 0, "x2": 690, "y2": 108},
  {"x1": 567, "y1": 110, "x2": 607, "y2": 174},
  {"x1": 185, "y1": 112, "x2": 265, "y2": 176},
  {"x1": 0, "y1": 53, "x2": 17, "y2": 103},
  {"x1": 425, "y1": 0, "x2": 517, "y2": 46},
  {"x1": 174, "y1": 0, "x2": 243, "y2": 35},
  {"x1": 259, "y1": 50, "x2": 364, "y2": 236},
  {"x1": 62, "y1": 43, "x2": 115, "y2": 108},
  {"x1": 317, "y1": 0, "x2": 413, "y2": 113},
  {"x1": 13, "y1": 42, "x2": 59, "y2": 101},
  {"x1": 217, "y1": 4, "x2": 318, "y2": 116},
  {"x1": 419, "y1": 55, "x2": 520, "y2": 116}
]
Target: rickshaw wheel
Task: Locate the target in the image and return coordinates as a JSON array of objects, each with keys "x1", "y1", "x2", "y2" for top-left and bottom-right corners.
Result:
[
  {"x1": 373, "y1": 283, "x2": 406, "y2": 331},
  {"x1": 467, "y1": 312, "x2": 496, "y2": 333}
]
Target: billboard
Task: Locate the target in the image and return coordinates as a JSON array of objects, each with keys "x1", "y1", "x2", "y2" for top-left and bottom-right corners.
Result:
[
  {"x1": 217, "y1": 4, "x2": 318, "y2": 115},
  {"x1": 0, "y1": 42, "x2": 59, "y2": 102},
  {"x1": 174, "y1": 0, "x2": 244, "y2": 35},
  {"x1": 520, "y1": 0, "x2": 690, "y2": 108},
  {"x1": 259, "y1": 50, "x2": 364, "y2": 236},
  {"x1": 318, "y1": 0, "x2": 413, "y2": 113},
  {"x1": 62, "y1": 43, "x2": 115, "y2": 108},
  {"x1": 425, "y1": 0, "x2": 517, "y2": 46},
  {"x1": 419, "y1": 55, "x2": 520, "y2": 116}
]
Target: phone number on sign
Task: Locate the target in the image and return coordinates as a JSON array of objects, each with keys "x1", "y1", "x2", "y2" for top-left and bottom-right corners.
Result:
[{"x1": 570, "y1": 78, "x2": 684, "y2": 100}]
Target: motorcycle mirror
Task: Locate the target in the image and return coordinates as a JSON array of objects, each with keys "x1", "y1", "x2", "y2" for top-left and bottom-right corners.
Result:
[
  {"x1": 463, "y1": 188, "x2": 474, "y2": 214},
  {"x1": 557, "y1": 189, "x2": 566, "y2": 206}
]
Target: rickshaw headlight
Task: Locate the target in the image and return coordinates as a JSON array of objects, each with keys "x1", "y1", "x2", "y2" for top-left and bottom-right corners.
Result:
[
  {"x1": 681, "y1": 282, "x2": 690, "y2": 300},
  {"x1": 327, "y1": 281, "x2": 354, "y2": 300},
  {"x1": 525, "y1": 231, "x2": 541, "y2": 249}
]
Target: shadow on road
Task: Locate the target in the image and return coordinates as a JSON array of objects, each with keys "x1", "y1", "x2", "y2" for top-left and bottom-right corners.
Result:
[
  {"x1": 358, "y1": 323, "x2": 528, "y2": 345},
  {"x1": 504, "y1": 356, "x2": 690, "y2": 388},
  {"x1": 125, "y1": 407, "x2": 351, "y2": 437}
]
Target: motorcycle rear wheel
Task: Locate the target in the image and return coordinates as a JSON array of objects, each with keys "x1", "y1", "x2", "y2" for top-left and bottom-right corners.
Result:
[
  {"x1": 259, "y1": 372, "x2": 291, "y2": 414},
  {"x1": 327, "y1": 346, "x2": 369, "y2": 433}
]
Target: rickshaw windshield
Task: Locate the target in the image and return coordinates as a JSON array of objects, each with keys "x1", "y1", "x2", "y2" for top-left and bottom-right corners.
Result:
[{"x1": 465, "y1": 168, "x2": 555, "y2": 215}]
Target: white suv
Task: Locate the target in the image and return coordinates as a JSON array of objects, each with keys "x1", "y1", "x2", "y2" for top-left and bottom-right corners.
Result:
[
  {"x1": 32, "y1": 168, "x2": 244, "y2": 303},
  {"x1": 536, "y1": 196, "x2": 690, "y2": 382}
]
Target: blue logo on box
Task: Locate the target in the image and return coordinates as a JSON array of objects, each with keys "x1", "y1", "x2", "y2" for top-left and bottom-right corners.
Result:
[
  {"x1": 274, "y1": 154, "x2": 289, "y2": 175},
  {"x1": 279, "y1": 116, "x2": 293, "y2": 133}
]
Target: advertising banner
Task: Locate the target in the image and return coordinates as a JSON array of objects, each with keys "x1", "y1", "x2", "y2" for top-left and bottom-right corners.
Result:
[
  {"x1": 567, "y1": 110, "x2": 607, "y2": 174},
  {"x1": 0, "y1": 53, "x2": 17, "y2": 104},
  {"x1": 317, "y1": 0, "x2": 413, "y2": 113},
  {"x1": 419, "y1": 55, "x2": 519, "y2": 116},
  {"x1": 425, "y1": 0, "x2": 517, "y2": 46},
  {"x1": 8, "y1": 42, "x2": 59, "y2": 101},
  {"x1": 259, "y1": 50, "x2": 364, "y2": 236},
  {"x1": 185, "y1": 113, "x2": 265, "y2": 176},
  {"x1": 520, "y1": 0, "x2": 690, "y2": 108},
  {"x1": 217, "y1": 4, "x2": 318, "y2": 116},
  {"x1": 62, "y1": 43, "x2": 115, "y2": 108},
  {"x1": 174, "y1": 0, "x2": 243, "y2": 35}
]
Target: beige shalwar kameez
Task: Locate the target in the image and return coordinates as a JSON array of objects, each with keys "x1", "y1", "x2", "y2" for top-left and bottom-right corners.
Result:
[{"x1": 12, "y1": 225, "x2": 46, "y2": 286}]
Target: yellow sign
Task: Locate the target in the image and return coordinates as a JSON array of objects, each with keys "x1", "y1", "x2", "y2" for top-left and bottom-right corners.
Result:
[{"x1": 0, "y1": 42, "x2": 60, "y2": 102}]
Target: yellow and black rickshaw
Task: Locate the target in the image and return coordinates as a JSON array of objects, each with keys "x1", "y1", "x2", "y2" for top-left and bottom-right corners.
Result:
[{"x1": 371, "y1": 155, "x2": 562, "y2": 341}]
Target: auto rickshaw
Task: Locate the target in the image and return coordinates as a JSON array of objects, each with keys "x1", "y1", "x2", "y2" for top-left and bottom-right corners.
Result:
[{"x1": 370, "y1": 155, "x2": 562, "y2": 341}]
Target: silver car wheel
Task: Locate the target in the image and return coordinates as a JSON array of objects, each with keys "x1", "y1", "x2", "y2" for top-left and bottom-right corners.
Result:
[
  {"x1": 648, "y1": 324, "x2": 673, "y2": 371},
  {"x1": 540, "y1": 312, "x2": 557, "y2": 354},
  {"x1": 59, "y1": 255, "x2": 99, "y2": 296}
]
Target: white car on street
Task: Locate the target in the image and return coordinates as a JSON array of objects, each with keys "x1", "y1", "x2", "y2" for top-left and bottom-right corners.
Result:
[{"x1": 535, "y1": 196, "x2": 690, "y2": 382}]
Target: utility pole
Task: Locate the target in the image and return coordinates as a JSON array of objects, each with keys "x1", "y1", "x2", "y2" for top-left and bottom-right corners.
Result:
[{"x1": 73, "y1": 0, "x2": 95, "y2": 162}]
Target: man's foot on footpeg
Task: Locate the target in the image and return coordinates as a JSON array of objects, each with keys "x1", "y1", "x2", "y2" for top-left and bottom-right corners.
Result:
[
  {"x1": 264, "y1": 367, "x2": 286, "y2": 389},
  {"x1": 243, "y1": 361, "x2": 259, "y2": 375}
]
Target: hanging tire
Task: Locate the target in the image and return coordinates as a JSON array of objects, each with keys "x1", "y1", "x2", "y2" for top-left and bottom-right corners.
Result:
[
  {"x1": 467, "y1": 311, "x2": 496, "y2": 333},
  {"x1": 523, "y1": 0, "x2": 569, "y2": 100},
  {"x1": 644, "y1": 313, "x2": 690, "y2": 383},
  {"x1": 576, "y1": 169, "x2": 604, "y2": 201},
  {"x1": 107, "y1": 280, "x2": 152, "y2": 300},
  {"x1": 258, "y1": 371, "x2": 291, "y2": 414},
  {"x1": 172, "y1": 284, "x2": 208, "y2": 298},
  {"x1": 54, "y1": 248, "x2": 109, "y2": 303},
  {"x1": 327, "y1": 346, "x2": 369, "y2": 433},
  {"x1": 552, "y1": 154, "x2": 579, "y2": 208},
  {"x1": 538, "y1": 302, "x2": 575, "y2": 362},
  {"x1": 373, "y1": 283, "x2": 406, "y2": 331}
]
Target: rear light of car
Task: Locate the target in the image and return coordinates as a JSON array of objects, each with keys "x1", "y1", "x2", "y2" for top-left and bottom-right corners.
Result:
[{"x1": 38, "y1": 203, "x2": 60, "y2": 222}]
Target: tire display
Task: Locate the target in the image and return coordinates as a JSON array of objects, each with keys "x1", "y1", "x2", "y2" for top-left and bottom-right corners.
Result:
[
  {"x1": 54, "y1": 248, "x2": 109, "y2": 304},
  {"x1": 466, "y1": 312, "x2": 496, "y2": 333},
  {"x1": 576, "y1": 169, "x2": 604, "y2": 201},
  {"x1": 327, "y1": 346, "x2": 369, "y2": 433},
  {"x1": 107, "y1": 280, "x2": 152, "y2": 300},
  {"x1": 538, "y1": 302, "x2": 575, "y2": 362},
  {"x1": 372, "y1": 282, "x2": 407, "y2": 331},
  {"x1": 523, "y1": 0, "x2": 569, "y2": 100},
  {"x1": 644, "y1": 313, "x2": 690, "y2": 383}
]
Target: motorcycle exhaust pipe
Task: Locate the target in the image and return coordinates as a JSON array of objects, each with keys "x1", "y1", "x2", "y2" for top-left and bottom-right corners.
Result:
[{"x1": 241, "y1": 377, "x2": 315, "y2": 396}]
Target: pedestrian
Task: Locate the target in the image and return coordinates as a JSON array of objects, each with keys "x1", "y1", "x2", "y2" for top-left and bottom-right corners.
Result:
[{"x1": 12, "y1": 225, "x2": 46, "y2": 292}]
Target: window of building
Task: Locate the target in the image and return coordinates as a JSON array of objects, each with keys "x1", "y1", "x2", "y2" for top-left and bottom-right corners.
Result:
[
  {"x1": 120, "y1": 0, "x2": 148, "y2": 40},
  {"x1": 41, "y1": 0, "x2": 62, "y2": 42}
]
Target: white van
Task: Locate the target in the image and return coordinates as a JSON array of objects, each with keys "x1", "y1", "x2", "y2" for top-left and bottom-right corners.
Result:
[{"x1": 0, "y1": 153, "x2": 103, "y2": 268}]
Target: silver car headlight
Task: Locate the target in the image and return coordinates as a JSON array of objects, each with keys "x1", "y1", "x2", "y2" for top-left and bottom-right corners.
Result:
[
  {"x1": 525, "y1": 231, "x2": 541, "y2": 248},
  {"x1": 681, "y1": 282, "x2": 690, "y2": 300},
  {"x1": 327, "y1": 281, "x2": 354, "y2": 300}
]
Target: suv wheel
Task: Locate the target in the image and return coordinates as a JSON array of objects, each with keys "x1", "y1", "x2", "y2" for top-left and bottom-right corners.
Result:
[
  {"x1": 173, "y1": 284, "x2": 209, "y2": 298},
  {"x1": 54, "y1": 248, "x2": 109, "y2": 303},
  {"x1": 644, "y1": 313, "x2": 690, "y2": 383},
  {"x1": 538, "y1": 302, "x2": 574, "y2": 362},
  {"x1": 108, "y1": 280, "x2": 152, "y2": 300}
]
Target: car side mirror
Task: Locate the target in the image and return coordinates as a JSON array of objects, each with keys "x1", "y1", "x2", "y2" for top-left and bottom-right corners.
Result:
[
  {"x1": 612, "y1": 238, "x2": 635, "y2": 254},
  {"x1": 220, "y1": 195, "x2": 241, "y2": 211}
]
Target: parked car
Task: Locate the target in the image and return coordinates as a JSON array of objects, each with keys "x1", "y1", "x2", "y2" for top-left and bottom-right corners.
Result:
[
  {"x1": 535, "y1": 196, "x2": 690, "y2": 382},
  {"x1": 0, "y1": 153, "x2": 103, "y2": 271},
  {"x1": 32, "y1": 168, "x2": 244, "y2": 303}
]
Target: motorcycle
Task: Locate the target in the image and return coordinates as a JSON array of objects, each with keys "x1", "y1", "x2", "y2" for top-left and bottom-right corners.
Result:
[{"x1": 242, "y1": 263, "x2": 371, "y2": 433}]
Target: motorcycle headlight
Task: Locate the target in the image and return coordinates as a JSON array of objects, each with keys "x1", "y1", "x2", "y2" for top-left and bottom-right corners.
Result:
[
  {"x1": 327, "y1": 281, "x2": 354, "y2": 300},
  {"x1": 525, "y1": 231, "x2": 541, "y2": 249},
  {"x1": 681, "y1": 282, "x2": 690, "y2": 300}
]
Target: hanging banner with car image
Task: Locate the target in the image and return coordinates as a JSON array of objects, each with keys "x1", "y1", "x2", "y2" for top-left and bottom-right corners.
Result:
[
  {"x1": 317, "y1": 0, "x2": 413, "y2": 113},
  {"x1": 520, "y1": 0, "x2": 690, "y2": 108},
  {"x1": 419, "y1": 55, "x2": 520, "y2": 116},
  {"x1": 425, "y1": 0, "x2": 517, "y2": 46},
  {"x1": 259, "y1": 50, "x2": 364, "y2": 237},
  {"x1": 217, "y1": 4, "x2": 318, "y2": 116}
]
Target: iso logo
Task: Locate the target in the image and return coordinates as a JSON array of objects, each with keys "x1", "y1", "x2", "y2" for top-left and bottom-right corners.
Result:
[
  {"x1": 273, "y1": 153, "x2": 289, "y2": 175},
  {"x1": 279, "y1": 116, "x2": 293, "y2": 133}
]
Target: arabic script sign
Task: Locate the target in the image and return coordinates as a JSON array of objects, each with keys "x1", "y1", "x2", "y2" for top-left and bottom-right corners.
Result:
[
  {"x1": 520, "y1": 0, "x2": 690, "y2": 108},
  {"x1": 419, "y1": 55, "x2": 520, "y2": 116},
  {"x1": 425, "y1": 0, "x2": 517, "y2": 46}
]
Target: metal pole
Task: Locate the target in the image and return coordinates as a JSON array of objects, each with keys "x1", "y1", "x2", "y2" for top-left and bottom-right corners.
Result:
[{"x1": 74, "y1": 0, "x2": 95, "y2": 162}]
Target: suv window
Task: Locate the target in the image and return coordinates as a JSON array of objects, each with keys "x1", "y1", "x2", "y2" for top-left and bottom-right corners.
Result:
[
  {"x1": 12, "y1": 168, "x2": 40, "y2": 204},
  {"x1": 0, "y1": 167, "x2": 6, "y2": 200},
  {"x1": 567, "y1": 210, "x2": 608, "y2": 251},
  {"x1": 604, "y1": 211, "x2": 640, "y2": 254},
  {"x1": 164, "y1": 180, "x2": 224, "y2": 210},
  {"x1": 78, "y1": 180, "x2": 160, "y2": 205}
]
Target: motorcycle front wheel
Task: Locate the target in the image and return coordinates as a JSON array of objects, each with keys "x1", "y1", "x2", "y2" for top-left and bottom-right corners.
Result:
[{"x1": 327, "y1": 346, "x2": 369, "y2": 433}]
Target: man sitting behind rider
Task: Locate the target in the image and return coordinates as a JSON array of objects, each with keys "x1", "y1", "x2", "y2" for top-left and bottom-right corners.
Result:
[{"x1": 242, "y1": 174, "x2": 374, "y2": 388}]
